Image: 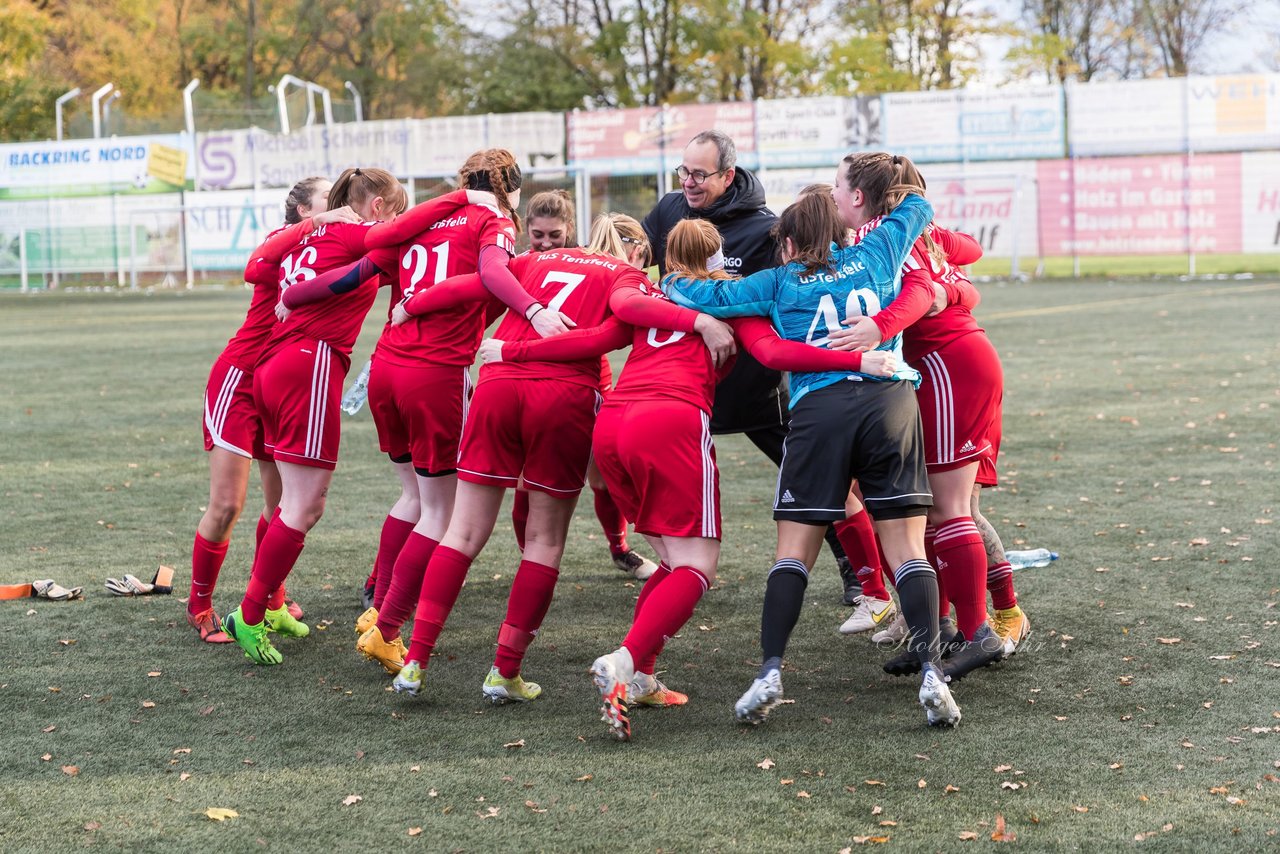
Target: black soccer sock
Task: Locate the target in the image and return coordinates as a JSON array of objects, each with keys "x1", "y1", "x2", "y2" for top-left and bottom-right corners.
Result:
[
  {"x1": 893, "y1": 559, "x2": 941, "y2": 669},
  {"x1": 759, "y1": 559, "x2": 809, "y2": 676}
]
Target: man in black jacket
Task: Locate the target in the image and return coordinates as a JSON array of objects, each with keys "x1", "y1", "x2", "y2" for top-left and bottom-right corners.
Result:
[{"x1": 642, "y1": 130, "x2": 856, "y2": 600}]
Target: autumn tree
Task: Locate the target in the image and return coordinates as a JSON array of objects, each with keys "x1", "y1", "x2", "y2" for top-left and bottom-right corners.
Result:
[
  {"x1": 1140, "y1": 0, "x2": 1243, "y2": 76},
  {"x1": 1007, "y1": 0, "x2": 1156, "y2": 82}
]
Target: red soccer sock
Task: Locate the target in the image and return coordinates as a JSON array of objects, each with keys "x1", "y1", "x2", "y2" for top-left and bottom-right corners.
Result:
[
  {"x1": 266, "y1": 585, "x2": 286, "y2": 610},
  {"x1": 371, "y1": 514, "x2": 417, "y2": 610},
  {"x1": 593, "y1": 486, "x2": 629, "y2": 554},
  {"x1": 376, "y1": 533, "x2": 440, "y2": 640},
  {"x1": 622, "y1": 566, "x2": 709, "y2": 668},
  {"x1": 511, "y1": 490, "x2": 529, "y2": 552},
  {"x1": 241, "y1": 513, "x2": 306, "y2": 625},
  {"x1": 834, "y1": 511, "x2": 889, "y2": 600},
  {"x1": 494, "y1": 559, "x2": 561, "y2": 678},
  {"x1": 189, "y1": 533, "x2": 230, "y2": 615},
  {"x1": 255, "y1": 514, "x2": 269, "y2": 548},
  {"x1": 933, "y1": 516, "x2": 988, "y2": 637},
  {"x1": 631, "y1": 562, "x2": 673, "y2": 672},
  {"x1": 988, "y1": 560, "x2": 1018, "y2": 610},
  {"x1": 404, "y1": 546, "x2": 474, "y2": 666}
]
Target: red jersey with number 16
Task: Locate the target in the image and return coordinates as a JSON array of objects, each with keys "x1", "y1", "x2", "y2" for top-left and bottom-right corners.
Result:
[
  {"x1": 376, "y1": 204, "x2": 517, "y2": 367},
  {"x1": 258, "y1": 221, "x2": 396, "y2": 369},
  {"x1": 482, "y1": 248, "x2": 650, "y2": 388}
]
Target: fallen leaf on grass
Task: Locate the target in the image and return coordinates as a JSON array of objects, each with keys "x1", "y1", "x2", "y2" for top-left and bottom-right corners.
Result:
[
  {"x1": 173, "y1": 748, "x2": 191, "y2": 755},
  {"x1": 503, "y1": 739, "x2": 525, "y2": 749},
  {"x1": 342, "y1": 795, "x2": 362, "y2": 806},
  {"x1": 1073, "y1": 805, "x2": 1088, "y2": 813},
  {"x1": 62, "y1": 765, "x2": 79, "y2": 776},
  {"x1": 141, "y1": 701, "x2": 156, "y2": 709},
  {"x1": 410, "y1": 765, "x2": 421, "y2": 773},
  {"x1": 917, "y1": 779, "x2": 927, "y2": 788},
  {"x1": 1226, "y1": 796, "x2": 1247, "y2": 805},
  {"x1": 59, "y1": 639, "x2": 76, "y2": 646},
  {"x1": 780, "y1": 779, "x2": 794, "y2": 786},
  {"x1": 797, "y1": 791, "x2": 811, "y2": 799},
  {"x1": 864, "y1": 779, "x2": 885, "y2": 786},
  {"x1": 147, "y1": 671, "x2": 162, "y2": 677},
  {"x1": 958, "y1": 831, "x2": 978, "y2": 840},
  {"x1": 478, "y1": 806, "x2": 500, "y2": 819},
  {"x1": 41, "y1": 754, "x2": 51, "y2": 761},
  {"x1": 574, "y1": 774, "x2": 593, "y2": 782},
  {"x1": 1110, "y1": 763, "x2": 1124, "y2": 770},
  {"x1": 408, "y1": 827, "x2": 422, "y2": 837},
  {"x1": 179, "y1": 773, "x2": 192, "y2": 782},
  {"x1": 1157, "y1": 638, "x2": 1182, "y2": 645},
  {"x1": 991, "y1": 814, "x2": 1016, "y2": 842},
  {"x1": 204, "y1": 808, "x2": 238, "y2": 821},
  {"x1": 879, "y1": 820, "x2": 897, "y2": 827},
  {"x1": 993, "y1": 764, "x2": 1012, "y2": 773},
  {"x1": 849, "y1": 837, "x2": 890, "y2": 845},
  {"x1": 83, "y1": 822, "x2": 100, "y2": 831},
  {"x1": 42, "y1": 725, "x2": 56, "y2": 733},
  {"x1": 757, "y1": 758, "x2": 776, "y2": 770},
  {"x1": 525, "y1": 800, "x2": 547, "y2": 813},
  {"x1": 945, "y1": 785, "x2": 960, "y2": 794},
  {"x1": 871, "y1": 805, "x2": 883, "y2": 815},
  {"x1": 1000, "y1": 781, "x2": 1026, "y2": 790}
]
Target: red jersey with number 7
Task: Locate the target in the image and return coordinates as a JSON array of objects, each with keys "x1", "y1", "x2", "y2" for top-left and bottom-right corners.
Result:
[
  {"x1": 375, "y1": 204, "x2": 517, "y2": 368},
  {"x1": 258, "y1": 221, "x2": 396, "y2": 369},
  {"x1": 483, "y1": 248, "x2": 651, "y2": 388}
]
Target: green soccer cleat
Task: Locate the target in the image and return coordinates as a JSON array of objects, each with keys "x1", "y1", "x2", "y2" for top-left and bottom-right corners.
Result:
[
  {"x1": 264, "y1": 605, "x2": 310, "y2": 638},
  {"x1": 222, "y1": 607, "x2": 283, "y2": 666},
  {"x1": 481, "y1": 666, "x2": 543, "y2": 704},
  {"x1": 393, "y1": 660, "x2": 424, "y2": 697}
]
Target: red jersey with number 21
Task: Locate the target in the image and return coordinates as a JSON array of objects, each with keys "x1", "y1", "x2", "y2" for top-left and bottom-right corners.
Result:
[
  {"x1": 483, "y1": 248, "x2": 650, "y2": 388},
  {"x1": 377, "y1": 204, "x2": 516, "y2": 367}
]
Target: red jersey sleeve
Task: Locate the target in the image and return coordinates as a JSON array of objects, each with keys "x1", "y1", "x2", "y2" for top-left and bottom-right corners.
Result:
[
  {"x1": 478, "y1": 245, "x2": 537, "y2": 317},
  {"x1": 503, "y1": 316, "x2": 632, "y2": 362},
  {"x1": 245, "y1": 221, "x2": 312, "y2": 286},
  {"x1": 607, "y1": 274, "x2": 700, "y2": 332},
  {"x1": 401, "y1": 273, "x2": 490, "y2": 316},
  {"x1": 731, "y1": 317, "x2": 863, "y2": 373},
  {"x1": 871, "y1": 266, "x2": 934, "y2": 341},
  {"x1": 478, "y1": 212, "x2": 518, "y2": 256},
  {"x1": 929, "y1": 225, "x2": 983, "y2": 266},
  {"x1": 363, "y1": 190, "x2": 471, "y2": 249}
]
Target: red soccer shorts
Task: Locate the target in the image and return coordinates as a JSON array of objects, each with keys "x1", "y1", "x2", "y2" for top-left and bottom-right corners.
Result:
[
  {"x1": 597, "y1": 354, "x2": 613, "y2": 394},
  {"x1": 592, "y1": 400, "x2": 721, "y2": 539},
  {"x1": 202, "y1": 355, "x2": 268, "y2": 460},
  {"x1": 253, "y1": 338, "x2": 345, "y2": 470},
  {"x1": 457, "y1": 376, "x2": 600, "y2": 497},
  {"x1": 368, "y1": 359, "x2": 471, "y2": 474},
  {"x1": 916, "y1": 331, "x2": 1003, "y2": 482}
]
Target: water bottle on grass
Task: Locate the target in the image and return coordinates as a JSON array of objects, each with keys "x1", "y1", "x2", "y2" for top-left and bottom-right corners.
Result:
[{"x1": 1006, "y1": 548, "x2": 1058, "y2": 570}]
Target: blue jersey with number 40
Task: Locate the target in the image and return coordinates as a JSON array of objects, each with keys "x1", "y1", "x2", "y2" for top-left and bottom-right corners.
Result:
[{"x1": 662, "y1": 193, "x2": 932, "y2": 407}]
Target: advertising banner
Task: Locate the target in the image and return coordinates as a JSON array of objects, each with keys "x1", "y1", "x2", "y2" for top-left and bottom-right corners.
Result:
[
  {"x1": 0, "y1": 193, "x2": 182, "y2": 274},
  {"x1": 1036, "y1": 153, "x2": 1243, "y2": 255},
  {"x1": 0, "y1": 135, "x2": 194, "y2": 197},
  {"x1": 197, "y1": 113, "x2": 565, "y2": 189},
  {"x1": 755, "y1": 96, "x2": 881, "y2": 167},
  {"x1": 568, "y1": 102, "x2": 756, "y2": 173},
  {"x1": 883, "y1": 87, "x2": 1065, "y2": 163},
  {"x1": 1240, "y1": 151, "x2": 1280, "y2": 254},
  {"x1": 1068, "y1": 74, "x2": 1280, "y2": 156}
]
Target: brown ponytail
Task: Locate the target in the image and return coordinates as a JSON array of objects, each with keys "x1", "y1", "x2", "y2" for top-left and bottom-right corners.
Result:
[
  {"x1": 458, "y1": 149, "x2": 523, "y2": 231},
  {"x1": 842, "y1": 152, "x2": 942, "y2": 266},
  {"x1": 328, "y1": 167, "x2": 407, "y2": 219}
]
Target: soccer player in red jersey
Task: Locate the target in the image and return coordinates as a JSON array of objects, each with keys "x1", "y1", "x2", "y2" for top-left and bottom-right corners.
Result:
[
  {"x1": 508, "y1": 190, "x2": 660, "y2": 580},
  {"x1": 828, "y1": 156, "x2": 1027, "y2": 679},
  {"x1": 220, "y1": 167, "x2": 409, "y2": 665},
  {"x1": 387, "y1": 214, "x2": 736, "y2": 703},
  {"x1": 483, "y1": 217, "x2": 894, "y2": 738},
  {"x1": 188, "y1": 178, "x2": 359, "y2": 644},
  {"x1": 354, "y1": 150, "x2": 542, "y2": 673}
]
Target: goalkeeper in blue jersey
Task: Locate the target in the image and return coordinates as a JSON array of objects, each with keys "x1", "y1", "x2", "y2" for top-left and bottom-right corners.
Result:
[{"x1": 662, "y1": 154, "x2": 961, "y2": 728}]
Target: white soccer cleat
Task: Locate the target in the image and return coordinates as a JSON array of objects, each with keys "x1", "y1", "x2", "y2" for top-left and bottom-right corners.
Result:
[
  {"x1": 734, "y1": 668, "x2": 784, "y2": 724},
  {"x1": 871, "y1": 612, "x2": 908, "y2": 646},
  {"x1": 839, "y1": 595, "x2": 898, "y2": 635},
  {"x1": 612, "y1": 549, "x2": 658, "y2": 580},
  {"x1": 919, "y1": 663, "x2": 962, "y2": 727},
  {"x1": 590, "y1": 648, "x2": 635, "y2": 741}
]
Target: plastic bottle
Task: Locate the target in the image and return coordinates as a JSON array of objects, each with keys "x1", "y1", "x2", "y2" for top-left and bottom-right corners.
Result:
[
  {"x1": 341, "y1": 359, "x2": 372, "y2": 415},
  {"x1": 1006, "y1": 548, "x2": 1058, "y2": 570}
]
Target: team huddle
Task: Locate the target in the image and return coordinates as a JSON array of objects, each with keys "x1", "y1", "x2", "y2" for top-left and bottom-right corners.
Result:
[{"x1": 188, "y1": 131, "x2": 1031, "y2": 741}]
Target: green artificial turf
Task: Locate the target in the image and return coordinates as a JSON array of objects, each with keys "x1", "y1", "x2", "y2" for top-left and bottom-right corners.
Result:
[{"x1": 1, "y1": 280, "x2": 1277, "y2": 851}]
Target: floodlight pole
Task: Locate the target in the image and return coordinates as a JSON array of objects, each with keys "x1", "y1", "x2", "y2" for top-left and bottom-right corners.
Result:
[
  {"x1": 276, "y1": 74, "x2": 309, "y2": 134},
  {"x1": 91, "y1": 83, "x2": 114, "y2": 138},
  {"x1": 183, "y1": 79, "x2": 200, "y2": 137},
  {"x1": 55, "y1": 88, "x2": 81, "y2": 141},
  {"x1": 306, "y1": 82, "x2": 334, "y2": 127},
  {"x1": 344, "y1": 81, "x2": 363, "y2": 122},
  {"x1": 102, "y1": 91, "x2": 122, "y2": 136}
]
